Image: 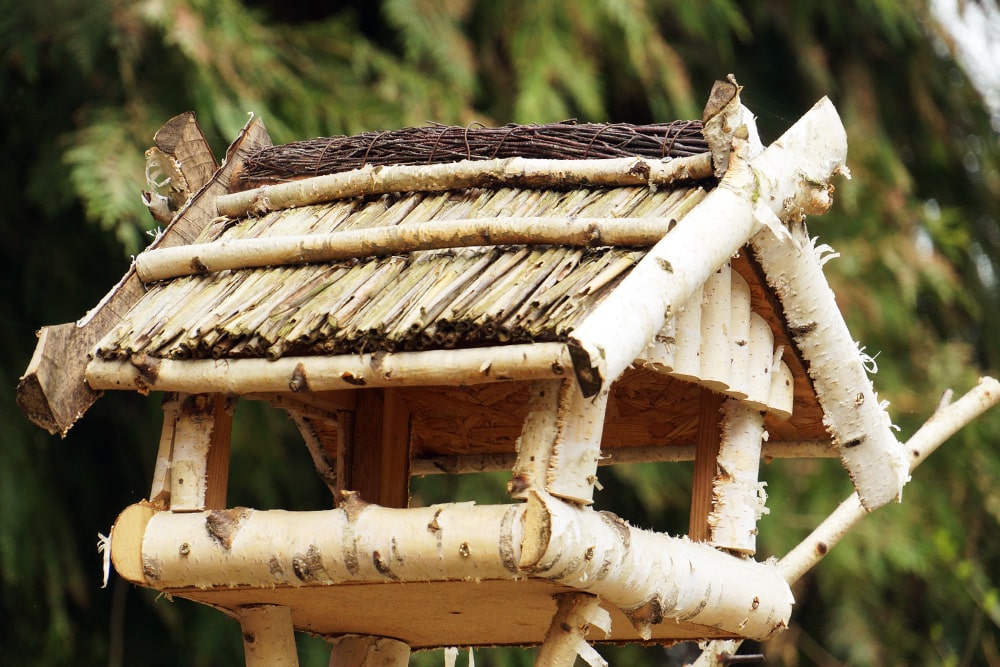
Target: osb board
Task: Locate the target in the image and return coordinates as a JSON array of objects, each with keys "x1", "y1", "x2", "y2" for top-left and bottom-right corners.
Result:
[
  {"x1": 288, "y1": 364, "x2": 828, "y2": 464},
  {"x1": 174, "y1": 579, "x2": 735, "y2": 648}
]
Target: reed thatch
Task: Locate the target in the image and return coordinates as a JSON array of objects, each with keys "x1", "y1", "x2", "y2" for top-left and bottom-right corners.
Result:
[{"x1": 97, "y1": 185, "x2": 708, "y2": 362}]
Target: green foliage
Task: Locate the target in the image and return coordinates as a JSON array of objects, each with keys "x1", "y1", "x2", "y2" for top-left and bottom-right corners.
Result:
[{"x1": 1, "y1": 0, "x2": 998, "y2": 664}]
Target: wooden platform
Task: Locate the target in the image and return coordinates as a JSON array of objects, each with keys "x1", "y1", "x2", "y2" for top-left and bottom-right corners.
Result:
[{"x1": 175, "y1": 579, "x2": 735, "y2": 648}]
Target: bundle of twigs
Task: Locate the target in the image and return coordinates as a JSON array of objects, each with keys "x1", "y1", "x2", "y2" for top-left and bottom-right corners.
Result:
[{"x1": 237, "y1": 120, "x2": 706, "y2": 185}]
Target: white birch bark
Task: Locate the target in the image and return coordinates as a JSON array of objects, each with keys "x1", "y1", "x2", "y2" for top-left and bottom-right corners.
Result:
[
  {"x1": 136, "y1": 216, "x2": 680, "y2": 282},
  {"x1": 511, "y1": 378, "x2": 609, "y2": 506},
  {"x1": 327, "y1": 635, "x2": 410, "y2": 667},
  {"x1": 519, "y1": 491, "x2": 793, "y2": 641},
  {"x1": 217, "y1": 154, "x2": 714, "y2": 218},
  {"x1": 708, "y1": 400, "x2": 768, "y2": 555},
  {"x1": 169, "y1": 393, "x2": 213, "y2": 511},
  {"x1": 669, "y1": 285, "x2": 703, "y2": 383},
  {"x1": 86, "y1": 343, "x2": 573, "y2": 394},
  {"x1": 698, "y1": 265, "x2": 732, "y2": 392},
  {"x1": 750, "y1": 226, "x2": 907, "y2": 510},
  {"x1": 768, "y1": 358, "x2": 795, "y2": 421},
  {"x1": 535, "y1": 593, "x2": 611, "y2": 667},
  {"x1": 138, "y1": 498, "x2": 525, "y2": 587},
  {"x1": 238, "y1": 604, "x2": 299, "y2": 667},
  {"x1": 727, "y1": 271, "x2": 752, "y2": 401},
  {"x1": 567, "y1": 96, "x2": 848, "y2": 398},
  {"x1": 123, "y1": 494, "x2": 793, "y2": 641}
]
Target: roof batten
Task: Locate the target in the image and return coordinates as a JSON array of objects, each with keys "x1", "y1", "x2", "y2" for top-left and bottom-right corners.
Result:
[
  {"x1": 216, "y1": 153, "x2": 714, "y2": 218},
  {"x1": 136, "y1": 215, "x2": 684, "y2": 282}
]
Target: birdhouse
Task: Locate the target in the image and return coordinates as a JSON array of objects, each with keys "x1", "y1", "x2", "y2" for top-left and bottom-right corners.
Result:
[{"x1": 19, "y1": 78, "x2": 936, "y2": 665}]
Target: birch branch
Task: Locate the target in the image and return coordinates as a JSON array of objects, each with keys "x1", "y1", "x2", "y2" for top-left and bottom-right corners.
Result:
[
  {"x1": 135, "y1": 216, "x2": 679, "y2": 282},
  {"x1": 776, "y1": 376, "x2": 1000, "y2": 584},
  {"x1": 691, "y1": 377, "x2": 1000, "y2": 666},
  {"x1": 216, "y1": 154, "x2": 714, "y2": 218}
]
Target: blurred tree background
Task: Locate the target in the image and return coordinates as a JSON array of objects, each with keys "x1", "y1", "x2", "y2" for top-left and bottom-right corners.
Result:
[{"x1": 2, "y1": 0, "x2": 998, "y2": 665}]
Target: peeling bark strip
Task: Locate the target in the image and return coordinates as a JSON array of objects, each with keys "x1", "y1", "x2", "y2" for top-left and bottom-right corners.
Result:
[
  {"x1": 86, "y1": 343, "x2": 573, "y2": 394},
  {"x1": 135, "y1": 216, "x2": 682, "y2": 282},
  {"x1": 216, "y1": 153, "x2": 714, "y2": 217},
  {"x1": 750, "y1": 225, "x2": 908, "y2": 511},
  {"x1": 327, "y1": 635, "x2": 410, "y2": 667},
  {"x1": 566, "y1": 95, "x2": 848, "y2": 398}
]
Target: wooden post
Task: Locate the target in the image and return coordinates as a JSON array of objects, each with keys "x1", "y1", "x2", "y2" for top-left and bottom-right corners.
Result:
[
  {"x1": 510, "y1": 379, "x2": 608, "y2": 505},
  {"x1": 327, "y1": 635, "x2": 410, "y2": 667},
  {"x1": 689, "y1": 389, "x2": 723, "y2": 541},
  {"x1": 150, "y1": 393, "x2": 181, "y2": 507},
  {"x1": 337, "y1": 388, "x2": 410, "y2": 508},
  {"x1": 237, "y1": 605, "x2": 299, "y2": 667},
  {"x1": 170, "y1": 393, "x2": 235, "y2": 512}
]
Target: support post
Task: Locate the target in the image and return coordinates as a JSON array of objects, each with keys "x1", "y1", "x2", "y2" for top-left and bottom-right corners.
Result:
[
  {"x1": 708, "y1": 400, "x2": 767, "y2": 555},
  {"x1": 535, "y1": 593, "x2": 611, "y2": 667},
  {"x1": 510, "y1": 379, "x2": 608, "y2": 505},
  {"x1": 328, "y1": 635, "x2": 410, "y2": 667},
  {"x1": 237, "y1": 605, "x2": 299, "y2": 667},
  {"x1": 689, "y1": 389, "x2": 723, "y2": 541},
  {"x1": 337, "y1": 388, "x2": 410, "y2": 508},
  {"x1": 169, "y1": 393, "x2": 235, "y2": 511}
]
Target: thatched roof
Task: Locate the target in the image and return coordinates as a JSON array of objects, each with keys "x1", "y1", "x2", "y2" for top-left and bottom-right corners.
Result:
[{"x1": 95, "y1": 185, "x2": 707, "y2": 362}]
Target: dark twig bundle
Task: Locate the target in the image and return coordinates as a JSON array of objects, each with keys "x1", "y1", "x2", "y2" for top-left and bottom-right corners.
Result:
[{"x1": 238, "y1": 120, "x2": 707, "y2": 184}]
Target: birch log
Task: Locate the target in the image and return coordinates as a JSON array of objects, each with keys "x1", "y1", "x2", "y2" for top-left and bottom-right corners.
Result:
[
  {"x1": 327, "y1": 636, "x2": 410, "y2": 667},
  {"x1": 121, "y1": 495, "x2": 792, "y2": 641},
  {"x1": 238, "y1": 605, "x2": 299, "y2": 667},
  {"x1": 510, "y1": 379, "x2": 609, "y2": 505},
  {"x1": 216, "y1": 154, "x2": 714, "y2": 218},
  {"x1": 750, "y1": 226, "x2": 907, "y2": 510},
  {"x1": 535, "y1": 593, "x2": 611, "y2": 667},
  {"x1": 136, "y1": 216, "x2": 678, "y2": 282},
  {"x1": 567, "y1": 95, "x2": 848, "y2": 398},
  {"x1": 708, "y1": 401, "x2": 767, "y2": 555},
  {"x1": 86, "y1": 343, "x2": 573, "y2": 394},
  {"x1": 519, "y1": 491, "x2": 793, "y2": 641}
]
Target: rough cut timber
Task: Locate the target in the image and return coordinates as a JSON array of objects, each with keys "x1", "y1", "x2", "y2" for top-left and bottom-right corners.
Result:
[{"x1": 16, "y1": 114, "x2": 271, "y2": 436}]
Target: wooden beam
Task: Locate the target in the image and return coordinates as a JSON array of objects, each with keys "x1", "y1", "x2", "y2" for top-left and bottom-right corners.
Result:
[
  {"x1": 689, "y1": 389, "x2": 723, "y2": 542},
  {"x1": 16, "y1": 115, "x2": 271, "y2": 436},
  {"x1": 237, "y1": 605, "x2": 299, "y2": 667},
  {"x1": 337, "y1": 389, "x2": 410, "y2": 508}
]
